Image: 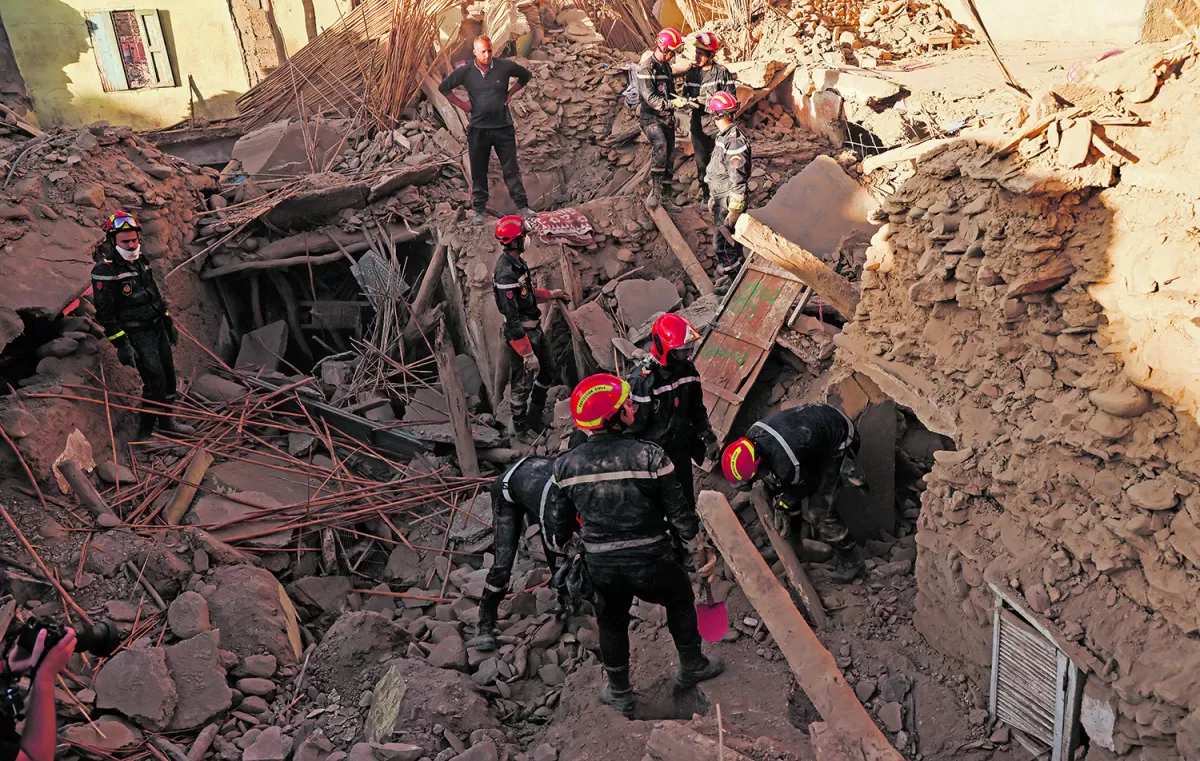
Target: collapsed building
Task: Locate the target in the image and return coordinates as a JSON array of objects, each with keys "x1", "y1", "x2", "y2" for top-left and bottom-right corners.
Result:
[{"x1": 0, "y1": 1, "x2": 1199, "y2": 761}]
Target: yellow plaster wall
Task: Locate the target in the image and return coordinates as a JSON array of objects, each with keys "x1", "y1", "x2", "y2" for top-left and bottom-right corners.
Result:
[
  {"x1": 273, "y1": 0, "x2": 353, "y2": 56},
  {"x1": 0, "y1": 0, "x2": 248, "y2": 129}
]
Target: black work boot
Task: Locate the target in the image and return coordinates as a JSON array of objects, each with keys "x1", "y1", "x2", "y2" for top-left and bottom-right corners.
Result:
[
  {"x1": 470, "y1": 626, "x2": 498, "y2": 652},
  {"x1": 675, "y1": 654, "x2": 724, "y2": 691},
  {"x1": 158, "y1": 416, "x2": 196, "y2": 436},
  {"x1": 660, "y1": 182, "x2": 681, "y2": 212},
  {"x1": 598, "y1": 666, "x2": 635, "y2": 718},
  {"x1": 828, "y1": 543, "x2": 864, "y2": 584},
  {"x1": 136, "y1": 412, "x2": 158, "y2": 440},
  {"x1": 645, "y1": 182, "x2": 662, "y2": 209}
]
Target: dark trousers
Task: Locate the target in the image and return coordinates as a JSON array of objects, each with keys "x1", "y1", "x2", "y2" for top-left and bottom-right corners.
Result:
[
  {"x1": 691, "y1": 125, "x2": 715, "y2": 196},
  {"x1": 506, "y1": 326, "x2": 554, "y2": 430},
  {"x1": 711, "y1": 193, "x2": 745, "y2": 277},
  {"x1": 588, "y1": 550, "x2": 702, "y2": 672},
  {"x1": 774, "y1": 436, "x2": 861, "y2": 548},
  {"x1": 479, "y1": 490, "x2": 562, "y2": 630},
  {"x1": 467, "y1": 125, "x2": 528, "y2": 212},
  {"x1": 128, "y1": 323, "x2": 177, "y2": 425},
  {"x1": 664, "y1": 445, "x2": 696, "y2": 514},
  {"x1": 641, "y1": 119, "x2": 675, "y2": 181}
]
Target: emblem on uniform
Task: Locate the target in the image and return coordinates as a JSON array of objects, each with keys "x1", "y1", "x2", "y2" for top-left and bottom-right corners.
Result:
[
  {"x1": 520, "y1": 288, "x2": 527, "y2": 296},
  {"x1": 507, "y1": 292, "x2": 514, "y2": 299},
  {"x1": 674, "y1": 399, "x2": 679, "y2": 407},
  {"x1": 730, "y1": 156, "x2": 744, "y2": 167},
  {"x1": 123, "y1": 284, "x2": 132, "y2": 294},
  {"x1": 95, "y1": 282, "x2": 103, "y2": 290}
]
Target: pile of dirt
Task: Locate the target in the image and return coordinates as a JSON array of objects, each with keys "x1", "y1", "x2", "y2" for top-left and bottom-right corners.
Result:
[{"x1": 836, "y1": 39, "x2": 1200, "y2": 760}]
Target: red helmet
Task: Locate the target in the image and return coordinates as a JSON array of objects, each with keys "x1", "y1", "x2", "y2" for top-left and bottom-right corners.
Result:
[
  {"x1": 650, "y1": 313, "x2": 700, "y2": 365},
  {"x1": 656, "y1": 27, "x2": 683, "y2": 52},
  {"x1": 495, "y1": 215, "x2": 526, "y2": 245},
  {"x1": 104, "y1": 211, "x2": 141, "y2": 234},
  {"x1": 722, "y1": 438, "x2": 759, "y2": 484},
  {"x1": 707, "y1": 91, "x2": 738, "y2": 114},
  {"x1": 570, "y1": 373, "x2": 631, "y2": 431},
  {"x1": 693, "y1": 31, "x2": 720, "y2": 53}
]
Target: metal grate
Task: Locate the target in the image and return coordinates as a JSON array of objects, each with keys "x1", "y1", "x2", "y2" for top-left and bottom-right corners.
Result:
[{"x1": 988, "y1": 585, "x2": 1083, "y2": 761}]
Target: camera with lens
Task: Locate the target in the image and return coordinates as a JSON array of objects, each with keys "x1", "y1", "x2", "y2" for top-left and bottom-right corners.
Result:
[{"x1": 0, "y1": 617, "x2": 120, "y2": 733}]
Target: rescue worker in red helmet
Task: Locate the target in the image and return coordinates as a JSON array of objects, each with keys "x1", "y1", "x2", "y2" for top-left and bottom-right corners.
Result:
[
  {"x1": 545, "y1": 374, "x2": 722, "y2": 718},
  {"x1": 704, "y1": 91, "x2": 751, "y2": 282},
  {"x1": 491, "y1": 215, "x2": 569, "y2": 439},
  {"x1": 682, "y1": 32, "x2": 735, "y2": 205},
  {"x1": 626, "y1": 312, "x2": 718, "y2": 513},
  {"x1": 637, "y1": 28, "x2": 690, "y2": 210},
  {"x1": 91, "y1": 212, "x2": 195, "y2": 439},
  {"x1": 722, "y1": 404, "x2": 867, "y2": 582}
]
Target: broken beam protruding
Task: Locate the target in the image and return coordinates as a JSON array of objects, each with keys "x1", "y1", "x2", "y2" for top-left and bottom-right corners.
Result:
[
  {"x1": 733, "y1": 214, "x2": 859, "y2": 319},
  {"x1": 645, "y1": 201, "x2": 714, "y2": 295},
  {"x1": 403, "y1": 241, "x2": 448, "y2": 344},
  {"x1": 696, "y1": 490, "x2": 904, "y2": 761},
  {"x1": 434, "y1": 319, "x2": 480, "y2": 478},
  {"x1": 58, "y1": 461, "x2": 117, "y2": 521},
  {"x1": 165, "y1": 449, "x2": 214, "y2": 526},
  {"x1": 749, "y1": 484, "x2": 827, "y2": 629}
]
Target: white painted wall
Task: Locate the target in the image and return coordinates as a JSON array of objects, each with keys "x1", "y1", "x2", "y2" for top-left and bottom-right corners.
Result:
[{"x1": 944, "y1": 0, "x2": 1147, "y2": 44}]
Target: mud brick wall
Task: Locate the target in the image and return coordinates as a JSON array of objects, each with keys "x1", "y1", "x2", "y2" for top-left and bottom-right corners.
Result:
[{"x1": 834, "y1": 135, "x2": 1200, "y2": 759}]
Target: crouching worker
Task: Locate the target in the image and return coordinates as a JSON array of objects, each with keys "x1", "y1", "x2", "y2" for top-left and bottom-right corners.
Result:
[
  {"x1": 722, "y1": 403, "x2": 867, "y2": 582},
  {"x1": 472, "y1": 455, "x2": 567, "y2": 652},
  {"x1": 546, "y1": 374, "x2": 723, "y2": 718}
]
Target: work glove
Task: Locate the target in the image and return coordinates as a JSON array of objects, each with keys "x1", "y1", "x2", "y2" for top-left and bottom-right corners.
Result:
[
  {"x1": 772, "y1": 492, "x2": 798, "y2": 513},
  {"x1": 723, "y1": 208, "x2": 742, "y2": 230},
  {"x1": 668, "y1": 96, "x2": 690, "y2": 109},
  {"x1": 550, "y1": 289, "x2": 571, "y2": 304},
  {"x1": 686, "y1": 535, "x2": 718, "y2": 583},
  {"x1": 522, "y1": 352, "x2": 541, "y2": 376},
  {"x1": 164, "y1": 315, "x2": 178, "y2": 345},
  {"x1": 703, "y1": 435, "x2": 722, "y2": 464},
  {"x1": 706, "y1": 196, "x2": 715, "y2": 215},
  {"x1": 116, "y1": 340, "x2": 137, "y2": 368}
]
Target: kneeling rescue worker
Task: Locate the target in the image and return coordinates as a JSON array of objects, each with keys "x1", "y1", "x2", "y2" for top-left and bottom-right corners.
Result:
[
  {"x1": 722, "y1": 403, "x2": 867, "y2": 582},
  {"x1": 472, "y1": 454, "x2": 564, "y2": 652},
  {"x1": 548, "y1": 374, "x2": 722, "y2": 718},
  {"x1": 627, "y1": 313, "x2": 719, "y2": 513},
  {"x1": 91, "y1": 212, "x2": 195, "y2": 439},
  {"x1": 491, "y1": 215, "x2": 569, "y2": 439}
]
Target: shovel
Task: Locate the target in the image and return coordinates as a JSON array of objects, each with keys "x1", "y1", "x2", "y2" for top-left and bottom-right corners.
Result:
[{"x1": 696, "y1": 582, "x2": 729, "y2": 643}]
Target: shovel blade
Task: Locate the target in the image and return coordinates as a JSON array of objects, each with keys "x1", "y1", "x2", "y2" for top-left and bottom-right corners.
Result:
[{"x1": 696, "y1": 600, "x2": 729, "y2": 643}]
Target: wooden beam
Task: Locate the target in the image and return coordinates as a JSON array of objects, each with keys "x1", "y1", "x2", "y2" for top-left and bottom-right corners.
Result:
[
  {"x1": 165, "y1": 449, "x2": 214, "y2": 526},
  {"x1": 58, "y1": 462, "x2": 116, "y2": 521},
  {"x1": 733, "y1": 214, "x2": 858, "y2": 319},
  {"x1": 750, "y1": 484, "x2": 827, "y2": 629},
  {"x1": 645, "y1": 201, "x2": 714, "y2": 295},
  {"x1": 559, "y1": 249, "x2": 589, "y2": 381},
  {"x1": 403, "y1": 241, "x2": 448, "y2": 344},
  {"x1": 696, "y1": 490, "x2": 904, "y2": 761},
  {"x1": 421, "y1": 75, "x2": 466, "y2": 142},
  {"x1": 434, "y1": 319, "x2": 480, "y2": 478},
  {"x1": 646, "y1": 721, "x2": 754, "y2": 761}
]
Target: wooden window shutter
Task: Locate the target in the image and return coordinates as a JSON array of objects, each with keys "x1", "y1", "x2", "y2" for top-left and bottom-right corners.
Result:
[
  {"x1": 87, "y1": 11, "x2": 130, "y2": 92},
  {"x1": 136, "y1": 10, "x2": 176, "y2": 87}
]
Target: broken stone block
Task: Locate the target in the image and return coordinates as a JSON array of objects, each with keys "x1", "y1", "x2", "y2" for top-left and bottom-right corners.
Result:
[
  {"x1": 614, "y1": 278, "x2": 682, "y2": 329},
  {"x1": 239, "y1": 654, "x2": 278, "y2": 679},
  {"x1": 308, "y1": 612, "x2": 410, "y2": 697},
  {"x1": 878, "y1": 673, "x2": 911, "y2": 703},
  {"x1": 37, "y1": 337, "x2": 78, "y2": 358},
  {"x1": 205, "y1": 564, "x2": 298, "y2": 665},
  {"x1": 1089, "y1": 384, "x2": 1152, "y2": 418},
  {"x1": 1127, "y1": 479, "x2": 1178, "y2": 512},
  {"x1": 384, "y1": 544, "x2": 421, "y2": 585},
  {"x1": 878, "y1": 701, "x2": 904, "y2": 733},
  {"x1": 448, "y1": 742, "x2": 497, "y2": 761},
  {"x1": 168, "y1": 591, "x2": 212, "y2": 640},
  {"x1": 1004, "y1": 259, "x2": 1074, "y2": 297},
  {"x1": 363, "y1": 658, "x2": 499, "y2": 744},
  {"x1": 165, "y1": 630, "x2": 233, "y2": 730},
  {"x1": 235, "y1": 678, "x2": 276, "y2": 697},
  {"x1": 85, "y1": 529, "x2": 147, "y2": 577},
  {"x1": 450, "y1": 493, "x2": 493, "y2": 545},
  {"x1": 189, "y1": 491, "x2": 294, "y2": 549},
  {"x1": 192, "y1": 373, "x2": 249, "y2": 404},
  {"x1": 243, "y1": 726, "x2": 292, "y2": 761},
  {"x1": 287, "y1": 576, "x2": 352, "y2": 614},
  {"x1": 62, "y1": 717, "x2": 142, "y2": 751},
  {"x1": 372, "y1": 743, "x2": 424, "y2": 761},
  {"x1": 428, "y1": 635, "x2": 469, "y2": 672},
  {"x1": 93, "y1": 646, "x2": 178, "y2": 730},
  {"x1": 96, "y1": 460, "x2": 136, "y2": 485},
  {"x1": 235, "y1": 321, "x2": 289, "y2": 372},
  {"x1": 73, "y1": 182, "x2": 106, "y2": 208},
  {"x1": 570, "y1": 302, "x2": 621, "y2": 372},
  {"x1": 0, "y1": 409, "x2": 38, "y2": 439}
]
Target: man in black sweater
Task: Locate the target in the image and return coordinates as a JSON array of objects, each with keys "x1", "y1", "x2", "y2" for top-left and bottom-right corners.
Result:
[{"x1": 439, "y1": 35, "x2": 533, "y2": 225}]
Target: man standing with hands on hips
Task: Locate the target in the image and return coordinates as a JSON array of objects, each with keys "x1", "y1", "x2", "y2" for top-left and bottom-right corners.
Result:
[{"x1": 439, "y1": 35, "x2": 534, "y2": 226}]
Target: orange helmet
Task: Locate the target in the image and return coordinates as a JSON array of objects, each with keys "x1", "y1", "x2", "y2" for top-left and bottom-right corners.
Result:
[
  {"x1": 693, "y1": 31, "x2": 720, "y2": 53},
  {"x1": 656, "y1": 27, "x2": 684, "y2": 52},
  {"x1": 722, "y1": 437, "x2": 758, "y2": 484},
  {"x1": 707, "y1": 91, "x2": 738, "y2": 114},
  {"x1": 650, "y1": 313, "x2": 700, "y2": 365},
  {"x1": 570, "y1": 373, "x2": 631, "y2": 431},
  {"x1": 495, "y1": 215, "x2": 526, "y2": 245}
]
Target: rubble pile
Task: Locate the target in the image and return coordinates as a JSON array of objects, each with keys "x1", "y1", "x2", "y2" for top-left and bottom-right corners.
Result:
[{"x1": 839, "y1": 40, "x2": 1200, "y2": 759}]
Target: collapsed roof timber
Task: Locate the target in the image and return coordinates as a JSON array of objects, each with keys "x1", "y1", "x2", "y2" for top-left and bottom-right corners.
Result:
[{"x1": 0, "y1": 0, "x2": 1199, "y2": 760}]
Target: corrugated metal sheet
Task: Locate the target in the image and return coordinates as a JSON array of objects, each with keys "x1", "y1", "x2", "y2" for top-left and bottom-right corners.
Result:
[{"x1": 695, "y1": 256, "x2": 805, "y2": 442}]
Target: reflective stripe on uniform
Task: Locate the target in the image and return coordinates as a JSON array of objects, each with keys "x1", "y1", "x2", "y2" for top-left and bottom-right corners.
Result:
[
  {"x1": 537, "y1": 478, "x2": 553, "y2": 536},
  {"x1": 555, "y1": 463, "x2": 674, "y2": 489},
  {"x1": 107, "y1": 330, "x2": 126, "y2": 341},
  {"x1": 651, "y1": 375, "x2": 700, "y2": 395},
  {"x1": 93, "y1": 272, "x2": 137, "y2": 281},
  {"x1": 485, "y1": 582, "x2": 505, "y2": 593},
  {"x1": 583, "y1": 534, "x2": 667, "y2": 554},
  {"x1": 493, "y1": 280, "x2": 522, "y2": 290},
  {"x1": 751, "y1": 420, "x2": 802, "y2": 485},
  {"x1": 722, "y1": 144, "x2": 747, "y2": 154},
  {"x1": 630, "y1": 393, "x2": 652, "y2": 403},
  {"x1": 500, "y1": 455, "x2": 532, "y2": 503}
]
